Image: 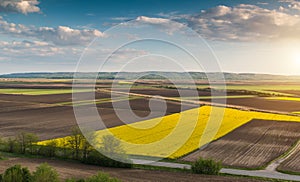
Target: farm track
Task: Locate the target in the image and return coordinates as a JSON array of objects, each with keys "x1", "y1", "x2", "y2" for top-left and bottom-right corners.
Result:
[
  {"x1": 0, "y1": 157, "x2": 263, "y2": 182},
  {"x1": 277, "y1": 141, "x2": 300, "y2": 173},
  {"x1": 266, "y1": 140, "x2": 300, "y2": 171},
  {"x1": 131, "y1": 157, "x2": 300, "y2": 181}
]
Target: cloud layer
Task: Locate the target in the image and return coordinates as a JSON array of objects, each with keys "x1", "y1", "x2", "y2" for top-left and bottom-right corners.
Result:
[
  {"x1": 0, "y1": 0, "x2": 40, "y2": 14},
  {"x1": 136, "y1": 16, "x2": 185, "y2": 34},
  {"x1": 0, "y1": 16, "x2": 104, "y2": 46},
  {"x1": 186, "y1": 4, "x2": 300, "y2": 41}
]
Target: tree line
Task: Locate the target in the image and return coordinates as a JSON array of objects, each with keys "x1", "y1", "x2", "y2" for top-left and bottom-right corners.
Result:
[
  {"x1": 0, "y1": 127, "x2": 223, "y2": 176},
  {"x1": 0, "y1": 163, "x2": 120, "y2": 182},
  {"x1": 0, "y1": 127, "x2": 132, "y2": 169}
]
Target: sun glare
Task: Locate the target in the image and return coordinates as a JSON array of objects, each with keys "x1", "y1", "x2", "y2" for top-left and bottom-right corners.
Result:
[
  {"x1": 294, "y1": 53, "x2": 300, "y2": 65},
  {"x1": 292, "y1": 51, "x2": 300, "y2": 66}
]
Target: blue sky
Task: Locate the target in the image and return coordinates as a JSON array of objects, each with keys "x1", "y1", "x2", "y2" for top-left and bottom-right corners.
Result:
[{"x1": 0, "y1": 0, "x2": 300, "y2": 75}]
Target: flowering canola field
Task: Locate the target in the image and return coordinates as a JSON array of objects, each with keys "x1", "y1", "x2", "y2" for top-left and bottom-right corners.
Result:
[{"x1": 39, "y1": 106, "x2": 300, "y2": 159}]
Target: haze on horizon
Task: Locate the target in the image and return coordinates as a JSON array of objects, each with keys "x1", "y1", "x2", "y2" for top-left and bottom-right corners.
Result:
[{"x1": 0, "y1": 0, "x2": 300, "y2": 75}]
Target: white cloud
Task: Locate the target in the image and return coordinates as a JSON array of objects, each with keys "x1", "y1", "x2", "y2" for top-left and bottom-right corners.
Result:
[
  {"x1": 186, "y1": 4, "x2": 300, "y2": 41},
  {"x1": 257, "y1": 2, "x2": 269, "y2": 5},
  {"x1": 0, "y1": 40, "x2": 65, "y2": 57},
  {"x1": 0, "y1": 0, "x2": 40, "y2": 14},
  {"x1": 135, "y1": 16, "x2": 185, "y2": 35},
  {"x1": 110, "y1": 48, "x2": 148, "y2": 61},
  {"x1": 111, "y1": 17, "x2": 132, "y2": 21},
  {"x1": 0, "y1": 16, "x2": 104, "y2": 46},
  {"x1": 280, "y1": 0, "x2": 300, "y2": 10},
  {"x1": 36, "y1": 26, "x2": 104, "y2": 46}
]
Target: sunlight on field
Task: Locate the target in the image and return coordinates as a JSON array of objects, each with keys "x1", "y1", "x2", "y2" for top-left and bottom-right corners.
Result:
[
  {"x1": 196, "y1": 85, "x2": 298, "y2": 96},
  {"x1": 39, "y1": 106, "x2": 300, "y2": 159},
  {"x1": 266, "y1": 97, "x2": 300, "y2": 102},
  {"x1": 57, "y1": 96, "x2": 141, "y2": 107},
  {"x1": 176, "y1": 95, "x2": 255, "y2": 100},
  {"x1": 0, "y1": 88, "x2": 92, "y2": 95}
]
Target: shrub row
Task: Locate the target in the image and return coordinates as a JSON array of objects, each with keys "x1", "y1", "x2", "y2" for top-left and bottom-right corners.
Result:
[
  {"x1": 0, "y1": 163, "x2": 120, "y2": 182},
  {"x1": 0, "y1": 128, "x2": 132, "y2": 169}
]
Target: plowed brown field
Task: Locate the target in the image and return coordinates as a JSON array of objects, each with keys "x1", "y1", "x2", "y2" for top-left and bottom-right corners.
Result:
[{"x1": 182, "y1": 120, "x2": 300, "y2": 169}]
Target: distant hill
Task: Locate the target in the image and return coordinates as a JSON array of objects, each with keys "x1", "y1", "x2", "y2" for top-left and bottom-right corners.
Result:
[{"x1": 0, "y1": 72, "x2": 300, "y2": 81}]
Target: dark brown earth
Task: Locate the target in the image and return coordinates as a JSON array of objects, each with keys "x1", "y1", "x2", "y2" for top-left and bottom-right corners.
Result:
[
  {"x1": 278, "y1": 148, "x2": 300, "y2": 173},
  {"x1": 97, "y1": 98, "x2": 196, "y2": 114},
  {"x1": 207, "y1": 97, "x2": 300, "y2": 112},
  {"x1": 0, "y1": 91, "x2": 114, "y2": 104},
  {"x1": 0, "y1": 92, "x2": 198, "y2": 140},
  {"x1": 182, "y1": 120, "x2": 300, "y2": 169},
  {"x1": 0, "y1": 156, "x2": 263, "y2": 181},
  {"x1": 126, "y1": 88, "x2": 245, "y2": 97}
]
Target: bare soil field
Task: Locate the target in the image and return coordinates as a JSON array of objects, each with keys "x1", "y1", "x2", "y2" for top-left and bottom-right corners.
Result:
[
  {"x1": 0, "y1": 106, "x2": 79, "y2": 140},
  {"x1": 277, "y1": 149, "x2": 300, "y2": 173},
  {"x1": 207, "y1": 97, "x2": 300, "y2": 112},
  {"x1": 125, "y1": 88, "x2": 246, "y2": 97},
  {"x1": 0, "y1": 100, "x2": 49, "y2": 113},
  {"x1": 0, "y1": 93, "x2": 73, "y2": 104},
  {"x1": 182, "y1": 120, "x2": 300, "y2": 169},
  {"x1": 0, "y1": 105, "x2": 164, "y2": 140},
  {"x1": 97, "y1": 98, "x2": 197, "y2": 114},
  {"x1": 0, "y1": 156, "x2": 263, "y2": 182},
  {"x1": 0, "y1": 92, "x2": 197, "y2": 140},
  {"x1": 0, "y1": 91, "x2": 115, "y2": 104}
]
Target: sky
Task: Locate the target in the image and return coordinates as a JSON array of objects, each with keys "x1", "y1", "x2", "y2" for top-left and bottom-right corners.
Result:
[{"x1": 0, "y1": 0, "x2": 300, "y2": 75}]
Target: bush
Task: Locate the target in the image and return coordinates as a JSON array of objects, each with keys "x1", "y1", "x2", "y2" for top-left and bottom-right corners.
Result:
[
  {"x1": 84, "y1": 150, "x2": 132, "y2": 168},
  {"x1": 191, "y1": 158, "x2": 222, "y2": 175},
  {"x1": 32, "y1": 163, "x2": 59, "y2": 182},
  {"x1": 5, "y1": 137, "x2": 18, "y2": 153},
  {"x1": 16, "y1": 132, "x2": 39, "y2": 154},
  {"x1": 65, "y1": 178, "x2": 85, "y2": 182},
  {"x1": 85, "y1": 172, "x2": 120, "y2": 182},
  {"x1": 2, "y1": 164, "x2": 31, "y2": 182},
  {"x1": 37, "y1": 142, "x2": 57, "y2": 157}
]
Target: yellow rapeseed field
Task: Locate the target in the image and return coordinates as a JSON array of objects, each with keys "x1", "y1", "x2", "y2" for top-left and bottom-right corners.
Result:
[{"x1": 39, "y1": 106, "x2": 300, "y2": 159}]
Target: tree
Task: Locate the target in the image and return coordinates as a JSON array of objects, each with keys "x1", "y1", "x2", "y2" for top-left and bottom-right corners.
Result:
[
  {"x1": 67, "y1": 127, "x2": 84, "y2": 160},
  {"x1": 6, "y1": 137, "x2": 17, "y2": 153},
  {"x1": 60, "y1": 137, "x2": 69, "y2": 158},
  {"x1": 39, "y1": 140, "x2": 57, "y2": 157},
  {"x1": 16, "y1": 132, "x2": 38, "y2": 154},
  {"x1": 0, "y1": 136, "x2": 3, "y2": 159},
  {"x1": 2, "y1": 164, "x2": 31, "y2": 182},
  {"x1": 191, "y1": 157, "x2": 222, "y2": 175},
  {"x1": 32, "y1": 163, "x2": 59, "y2": 182},
  {"x1": 81, "y1": 131, "x2": 96, "y2": 161},
  {"x1": 99, "y1": 135, "x2": 126, "y2": 161}
]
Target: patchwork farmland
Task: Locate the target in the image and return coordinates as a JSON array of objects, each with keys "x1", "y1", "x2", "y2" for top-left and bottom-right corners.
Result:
[{"x1": 1, "y1": 78, "x2": 300, "y2": 181}]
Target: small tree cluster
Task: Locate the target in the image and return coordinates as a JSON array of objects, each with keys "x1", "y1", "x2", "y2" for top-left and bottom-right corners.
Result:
[
  {"x1": 0, "y1": 163, "x2": 120, "y2": 182},
  {"x1": 0, "y1": 128, "x2": 132, "y2": 169},
  {"x1": 0, "y1": 163, "x2": 58, "y2": 182},
  {"x1": 191, "y1": 157, "x2": 222, "y2": 175},
  {"x1": 66, "y1": 172, "x2": 120, "y2": 182},
  {"x1": 0, "y1": 132, "x2": 38, "y2": 155}
]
